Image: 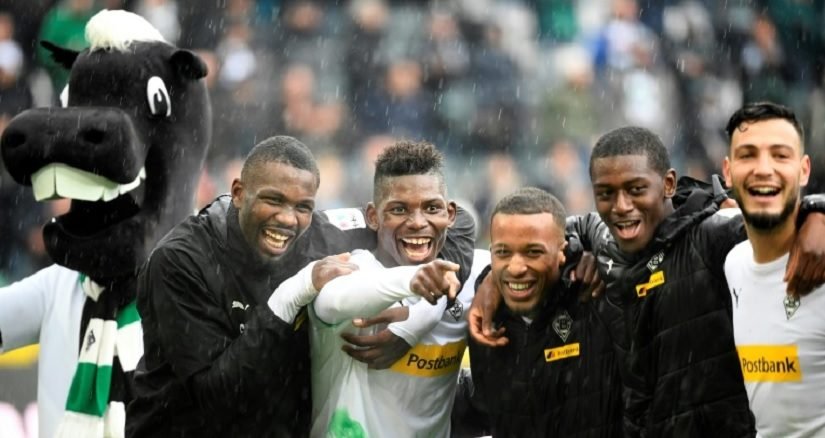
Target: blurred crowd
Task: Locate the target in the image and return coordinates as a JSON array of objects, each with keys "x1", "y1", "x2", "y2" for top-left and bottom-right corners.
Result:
[{"x1": 1, "y1": 0, "x2": 824, "y2": 283}]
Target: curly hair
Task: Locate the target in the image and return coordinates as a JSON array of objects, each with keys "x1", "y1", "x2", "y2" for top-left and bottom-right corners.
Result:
[{"x1": 373, "y1": 140, "x2": 445, "y2": 202}]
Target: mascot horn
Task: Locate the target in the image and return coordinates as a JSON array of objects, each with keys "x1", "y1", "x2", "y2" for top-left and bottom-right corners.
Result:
[{"x1": 0, "y1": 10, "x2": 211, "y2": 438}]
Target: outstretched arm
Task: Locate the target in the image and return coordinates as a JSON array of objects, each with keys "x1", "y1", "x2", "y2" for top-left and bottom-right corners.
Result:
[
  {"x1": 313, "y1": 259, "x2": 459, "y2": 325},
  {"x1": 313, "y1": 265, "x2": 420, "y2": 326}
]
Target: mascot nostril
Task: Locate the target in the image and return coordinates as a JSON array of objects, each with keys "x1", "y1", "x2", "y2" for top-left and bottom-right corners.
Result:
[
  {"x1": 80, "y1": 127, "x2": 106, "y2": 145},
  {"x1": 1, "y1": 130, "x2": 26, "y2": 150},
  {"x1": 0, "y1": 9, "x2": 211, "y2": 438}
]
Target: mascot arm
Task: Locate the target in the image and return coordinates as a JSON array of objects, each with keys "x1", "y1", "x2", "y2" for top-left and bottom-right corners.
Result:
[
  {"x1": 139, "y1": 247, "x2": 301, "y2": 410},
  {"x1": 0, "y1": 265, "x2": 67, "y2": 351}
]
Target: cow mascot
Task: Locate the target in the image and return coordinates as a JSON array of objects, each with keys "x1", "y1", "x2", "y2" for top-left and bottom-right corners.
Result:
[{"x1": 0, "y1": 10, "x2": 210, "y2": 438}]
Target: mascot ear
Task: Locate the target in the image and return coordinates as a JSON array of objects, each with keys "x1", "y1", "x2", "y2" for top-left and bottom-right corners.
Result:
[
  {"x1": 41, "y1": 41, "x2": 80, "y2": 70},
  {"x1": 170, "y1": 49, "x2": 208, "y2": 81}
]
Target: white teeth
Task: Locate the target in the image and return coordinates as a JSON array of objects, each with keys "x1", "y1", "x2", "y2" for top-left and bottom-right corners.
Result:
[
  {"x1": 264, "y1": 230, "x2": 289, "y2": 241},
  {"x1": 31, "y1": 163, "x2": 146, "y2": 202},
  {"x1": 402, "y1": 237, "x2": 431, "y2": 245},
  {"x1": 615, "y1": 221, "x2": 638, "y2": 229},
  {"x1": 507, "y1": 282, "x2": 531, "y2": 291},
  {"x1": 751, "y1": 187, "x2": 778, "y2": 194},
  {"x1": 263, "y1": 230, "x2": 287, "y2": 249}
]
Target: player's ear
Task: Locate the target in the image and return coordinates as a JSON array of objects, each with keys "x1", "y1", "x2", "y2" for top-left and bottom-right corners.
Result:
[
  {"x1": 663, "y1": 168, "x2": 677, "y2": 199},
  {"x1": 366, "y1": 202, "x2": 379, "y2": 231},
  {"x1": 447, "y1": 201, "x2": 457, "y2": 227},
  {"x1": 558, "y1": 240, "x2": 567, "y2": 267},
  {"x1": 231, "y1": 179, "x2": 244, "y2": 209}
]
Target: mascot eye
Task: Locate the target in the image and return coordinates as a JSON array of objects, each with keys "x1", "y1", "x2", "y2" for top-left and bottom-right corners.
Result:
[
  {"x1": 60, "y1": 85, "x2": 69, "y2": 108},
  {"x1": 146, "y1": 76, "x2": 171, "y2": 117}
]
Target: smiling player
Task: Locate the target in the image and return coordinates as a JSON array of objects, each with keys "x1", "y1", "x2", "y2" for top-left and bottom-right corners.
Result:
[
  {"x1": 466, "y1": 187, "x2": 622, "y2": 436},
  {"x1": 723, "y1": 102, "x2": 825, "y2": 436},
  {"x1": 271, "y1": 141, "x2": 489, "y2": 437}
]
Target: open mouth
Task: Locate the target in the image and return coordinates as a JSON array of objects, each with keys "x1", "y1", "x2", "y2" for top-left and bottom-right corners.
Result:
[
  {"x1": 262, "y1": 228, "x2": 294, "y2": 255},
  {"x1": 32, "y1": 163, "x2": 146, "y2": 238},
  {"x1": 503, "y1": 280, "x2": 536, "y2": 301},
  {"x1": 747, "y1": 186, "x2": 781, "y2": 197},
  {"x1": 400, "y1": 236, "x2": 433, "y2": 261},
  {"x1": 612, "y1": 219, "x2": 642, "y2": 241},
  {"x1": 32, "y1": 163, "x2": 146, "y2": 202}
]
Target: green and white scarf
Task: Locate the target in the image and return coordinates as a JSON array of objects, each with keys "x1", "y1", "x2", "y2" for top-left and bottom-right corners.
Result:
[{"x1": 55, "y1": 274, "x2": 143, "y2": 438}]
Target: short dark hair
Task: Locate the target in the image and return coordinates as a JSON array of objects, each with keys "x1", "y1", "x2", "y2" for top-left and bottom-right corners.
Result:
[
  {"x1": 373, "y1": 140, "x2": 445, "y2": 202},
  {"x1": 492, "y1": 187, "x2": 567, "y2": 233},
  {"x1": 725, "y1": 101, "x2": 804, "y2": 149},
  {"x1": 241, "y1": 136, "x2": 320, "y2": 187},
  {"x1": 589, "y1": 126, "x2": 671, "y2": 178}
]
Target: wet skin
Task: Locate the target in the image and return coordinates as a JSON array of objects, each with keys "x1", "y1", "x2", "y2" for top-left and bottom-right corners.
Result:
[
  {"x1": 490, "y1": 212, "x2": 567, "y2": 317},
  {"x1": 232, "y1": 161, "x2": 317, "y2": 264},
  {"x1": 591, "y1": 155, "x2": 676, "y2": 254},
  {"x1": 366, "y1": 174, "x2": 456, "y2": 268}
]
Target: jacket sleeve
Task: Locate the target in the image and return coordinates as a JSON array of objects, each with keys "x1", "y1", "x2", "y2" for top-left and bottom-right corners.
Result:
[
  {"x1": 440, "y1": 205, "x2": 477, "y2": 287},
  {"x1": 138, "y1": 246, "x2": 304, "y2": 412},
  {"x1": 797, "y1": 194, "x2": 825, "y2": 227},
  {"x1": 566, "y1": 213, "x2": 610, "y2": 254},
  {"x1": 696, "y1": 213, "x2": 747, "y2": 279}
]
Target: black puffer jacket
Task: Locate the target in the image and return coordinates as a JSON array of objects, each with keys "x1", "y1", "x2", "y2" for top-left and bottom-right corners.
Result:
[
  {"x1": 568, "y1": 181, "x2": 755, "y2": 437},
  {"x1": 471, "y1": 291, "x2": 623, "y2": 437}
]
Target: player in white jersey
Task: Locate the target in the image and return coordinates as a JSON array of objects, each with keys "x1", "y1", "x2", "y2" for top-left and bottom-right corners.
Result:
[
  {"x1": 309, "y1": 248, "x2": 488, "y2": 437},
  {"x1": 273, "y1": 141, "x2": 487, "y2": 437},
  {"x1": 723, "y1": 102, "x2": 825, "y2": 437}
]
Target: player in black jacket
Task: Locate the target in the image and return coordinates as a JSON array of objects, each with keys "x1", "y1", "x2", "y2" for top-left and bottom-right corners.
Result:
[
  {"x1": 568, "y1": 127, "x2": 825, "y2": 436},
  {"x1": 463, "y1": 188, "x2": 622, "y2": 437},
  {"x1": 126, "y1": 136, "x2": 475, "y2": 437}
]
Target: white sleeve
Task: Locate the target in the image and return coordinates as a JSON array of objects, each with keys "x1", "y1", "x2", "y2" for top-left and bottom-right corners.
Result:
[
  {"x1": 388, "y1": 296, "x2": 447, "y2": 346},
  {"x1": 267, "y1": 261, "x2": 318, "y2": 324},
  {"x1": 313, "y1": 265, "x2": 420, "y2": 325},
  {"x1": 0, "y1": 267, "x2": 53, "y2": 352}
]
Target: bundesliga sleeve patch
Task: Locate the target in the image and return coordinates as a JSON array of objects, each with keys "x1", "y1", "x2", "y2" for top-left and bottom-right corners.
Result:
[{"x1": 324, "y1": 208, "x2": 367, "y2": 231}]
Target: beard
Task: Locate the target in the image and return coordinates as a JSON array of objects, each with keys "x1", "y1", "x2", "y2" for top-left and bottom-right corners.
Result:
[{"x1": 732, "y1": 186, "x2": 798, "y2": 231}]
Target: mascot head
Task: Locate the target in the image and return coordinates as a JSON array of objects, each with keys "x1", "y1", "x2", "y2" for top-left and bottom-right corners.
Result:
[{"x1": 0, "y1": 10, "x2": 211, "y2": 282}]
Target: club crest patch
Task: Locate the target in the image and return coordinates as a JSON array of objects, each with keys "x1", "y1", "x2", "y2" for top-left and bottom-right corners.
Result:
[
  {"x1": 85, "y1": 330, "x2": 96, "y2": 352},
  {"x1": 646, "y1": 251, "x2": 664, "y2": 272},
  {"x1": 783, "y1": 295, "x2": 800, "y2": 320},
  {"x1": 447, "y1": 301, "x2": 463, "y2": 321},
  {"x1": 552, "y1": 311, "x2": 573, "y2": 342}
]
